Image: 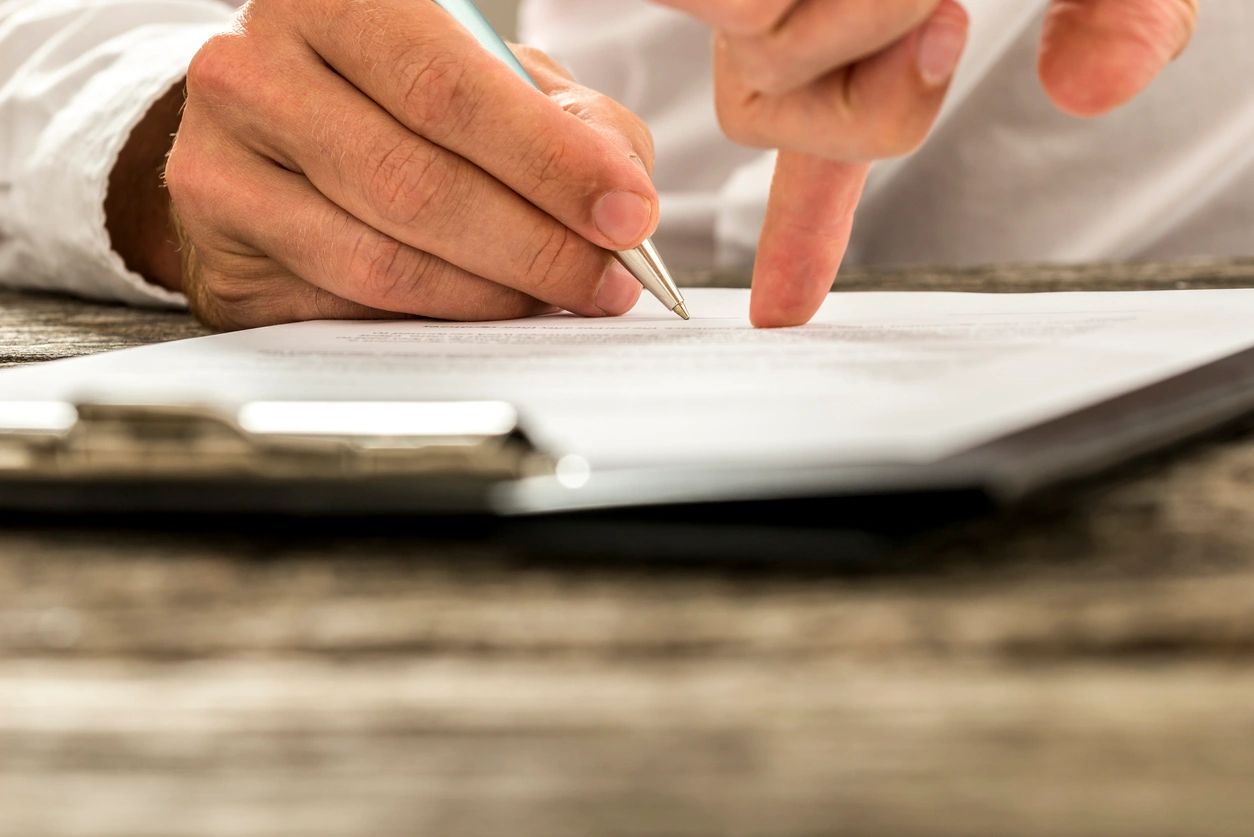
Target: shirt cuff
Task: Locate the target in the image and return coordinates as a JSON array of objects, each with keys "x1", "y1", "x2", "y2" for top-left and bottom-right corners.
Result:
[{"x1": 10, "y1": 19, "x2": 227, "y2": 309}]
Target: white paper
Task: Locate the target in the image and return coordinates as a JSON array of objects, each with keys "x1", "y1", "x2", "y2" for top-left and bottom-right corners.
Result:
[{"x1": 2, "y1": 288, "x2": 1252, "y2": 469}]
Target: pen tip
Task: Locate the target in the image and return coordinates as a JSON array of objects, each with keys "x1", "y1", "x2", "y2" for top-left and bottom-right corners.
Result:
[{"x1": 673, "y1": 302, "x2": 690, "y2": 321}]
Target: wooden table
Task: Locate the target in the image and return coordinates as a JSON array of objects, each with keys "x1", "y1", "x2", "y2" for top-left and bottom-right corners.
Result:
[{"x1": 2, "y1": 261, "x2": 1253, "y2": 836}]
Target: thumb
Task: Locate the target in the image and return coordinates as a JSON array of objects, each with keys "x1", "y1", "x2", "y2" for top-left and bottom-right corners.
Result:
[
  {"x1": 750, "y1": 152, "x2": 870, "y2": 328},
  {"x1": 1039, "y1": 0, "x2": 1199, "y2": 117}
]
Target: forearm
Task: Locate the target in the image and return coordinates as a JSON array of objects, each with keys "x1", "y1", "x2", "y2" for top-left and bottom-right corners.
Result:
[{"x1": 105, "y1": 83, "x2": 186, "y2": 294}]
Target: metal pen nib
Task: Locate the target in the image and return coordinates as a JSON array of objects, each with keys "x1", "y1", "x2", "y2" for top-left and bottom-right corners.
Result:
[{"x1": 614, "y1": 238, "x2": 689, "y2": 321}]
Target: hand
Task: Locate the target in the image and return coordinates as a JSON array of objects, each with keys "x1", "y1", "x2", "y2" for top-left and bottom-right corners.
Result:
[
  {"x1": 655, "y1": 0, "x2": 1199, "y2": 327},
  {"x1": 130, "y1": 0, "x2": 658, "y2": 329}
]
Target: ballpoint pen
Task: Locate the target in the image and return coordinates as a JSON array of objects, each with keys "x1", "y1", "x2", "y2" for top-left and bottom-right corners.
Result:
[{"x1": 431, "y1": 0, "x2": 690, "y2": 320}]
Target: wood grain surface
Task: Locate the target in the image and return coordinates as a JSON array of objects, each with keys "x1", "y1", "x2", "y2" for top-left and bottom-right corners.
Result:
[{"x1": 2, "y1": 261, "x2": 1253, "y2": 837}]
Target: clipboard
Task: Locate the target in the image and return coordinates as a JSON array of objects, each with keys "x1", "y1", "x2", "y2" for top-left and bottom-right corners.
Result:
[{"x1": 1, "y1": 345, "x2": 1251, "y2": 518}]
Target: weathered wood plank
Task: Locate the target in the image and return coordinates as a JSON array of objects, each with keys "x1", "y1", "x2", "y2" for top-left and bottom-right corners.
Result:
[
  {"x1": 0, "y1": 290, "x2": 205, "y2": 367},
  {"x1": 3, "y1": 658, "x2": 1254, "y2": 837}
]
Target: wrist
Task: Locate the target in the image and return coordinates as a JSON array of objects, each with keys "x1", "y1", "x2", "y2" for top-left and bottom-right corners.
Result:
[{"x1": 105, "y1": 83, "x2": 186, "y2": 293}]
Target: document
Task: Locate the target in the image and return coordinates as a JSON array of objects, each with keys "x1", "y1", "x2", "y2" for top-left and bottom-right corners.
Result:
[{"x1": 1, "y1": 288, "x2": 1252, "y2": 470}]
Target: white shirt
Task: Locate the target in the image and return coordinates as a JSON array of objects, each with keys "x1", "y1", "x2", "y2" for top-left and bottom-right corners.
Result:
[
  {"x1": 3, "y1": 0, "x2": 1252, "y2": 307},
  {"x1": 524, "y1": 0, "x2": 1254, "y2": 270},
  {"x1": 0, "y1": 0, "x2": 230, "y2": 306}
]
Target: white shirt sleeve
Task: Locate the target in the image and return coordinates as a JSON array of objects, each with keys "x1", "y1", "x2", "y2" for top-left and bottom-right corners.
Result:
[{"x1": 0, "y1": 0, "x2": 233, "y2": 308}]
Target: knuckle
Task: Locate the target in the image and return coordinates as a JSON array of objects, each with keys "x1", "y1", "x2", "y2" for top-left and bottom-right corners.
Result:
[
  {"x1": 730, "y1": 42, "x2": 790, "y2": 96},
  {"x1": 366, "y1": 138, "x2": 450, "y2": 228},
  {"x1": 185, "y1": 34, "x2": 247, "y2": 103},
  {"x1": 397, "y1": 45, "x2": 482, "y2": 132},
  {"x1": 163, "y1": 140, "x2": 216, "y2": 220},
  {"x1": 297, "y1": 289, "x2": 348, "y2": 326},
  {"x1": 871, "y1": 109, "x2": 935, "y2": 158},
  {"x1": 351, "y1": 234, "x2": 428, "y2": 309},
  {"x1": 552, "y1": 87, "x2": 656, "y2": 170},
  {"x1": 521, "y1": 133, "x2": 576, "y2": 195},
  {"x1": 520, "y1": 223, "x2": 594, "y2": 301},
  {"x1": 714, "y1": 94, "x2": 769, "y2": 149},
  {"x1": 632, "y1": 115, "x2": 656, "y2": 161},
  {"x1": 162, "y1": 143, "x2": 193, "y2": 201},
  {"x1": 637, "y1": 130, "x2": 657, "y2": 170},
  {"x1": 307, "y1": 286, "x2": 349, "y2": 321},
  {"x1": 712, "y1": 64, "x2": 774, "y2": 148},
  {"x1": 604, "y1": 99, "x2": 657, "y2": 164},
  {"x1": 183, "y1": 271, "x2": 219, "y2": 328},
  {"x1": 185, "y1": 247, "x2": 294, "y2": 331},
  {"x1": 186, "y1": 268, "x2": 247, "y2": 331}
]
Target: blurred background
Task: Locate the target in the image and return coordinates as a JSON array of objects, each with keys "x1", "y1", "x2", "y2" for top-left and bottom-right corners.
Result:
[{"x1": 479, "y1": 0, "x2": 519, "y2": 38}]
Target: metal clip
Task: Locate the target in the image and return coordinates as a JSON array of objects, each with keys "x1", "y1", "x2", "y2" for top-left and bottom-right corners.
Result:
[{"x1": 0, "y1": 400, "x2": 551, "y2": 481}]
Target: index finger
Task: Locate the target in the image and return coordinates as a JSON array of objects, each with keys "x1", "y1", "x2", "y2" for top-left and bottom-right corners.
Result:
[
  {"x1": 651, "y1": 0, "x2": 800, "y2": 35},
  {"x1": 292, "y1": 0, "x2": 659, "y2": 251},
  {"x1": 750, "y1": 152, "x2": 869, "y2": 328}
]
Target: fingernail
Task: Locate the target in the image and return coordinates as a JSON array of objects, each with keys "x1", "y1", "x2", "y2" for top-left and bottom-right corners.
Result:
[
  {"x1": 594, "y1": 191, "x2": 653, "y2": 248},
  {"x1": 595, "y1": 261, "x2": 641, "y2": 316},
  {"x1": 628, "y1": 153, "x2": 649, "y2": 174},
  {"x1": 917, "y1": 14, "x2": 967, "y2": 87}
]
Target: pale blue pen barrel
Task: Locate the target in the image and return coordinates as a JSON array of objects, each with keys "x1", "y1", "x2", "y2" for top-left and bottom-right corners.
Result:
[
  {"x1": 431, "y1": 0, "x2": 535, "y2": 83},
  {"x1": 429, "y1": 0, "x2": 690, "y2": 319}
]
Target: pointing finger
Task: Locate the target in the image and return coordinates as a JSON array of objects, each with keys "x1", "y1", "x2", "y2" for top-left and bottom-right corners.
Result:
[{"x1": 750, "y1": 152, "x2": 870, "y2": 328}]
